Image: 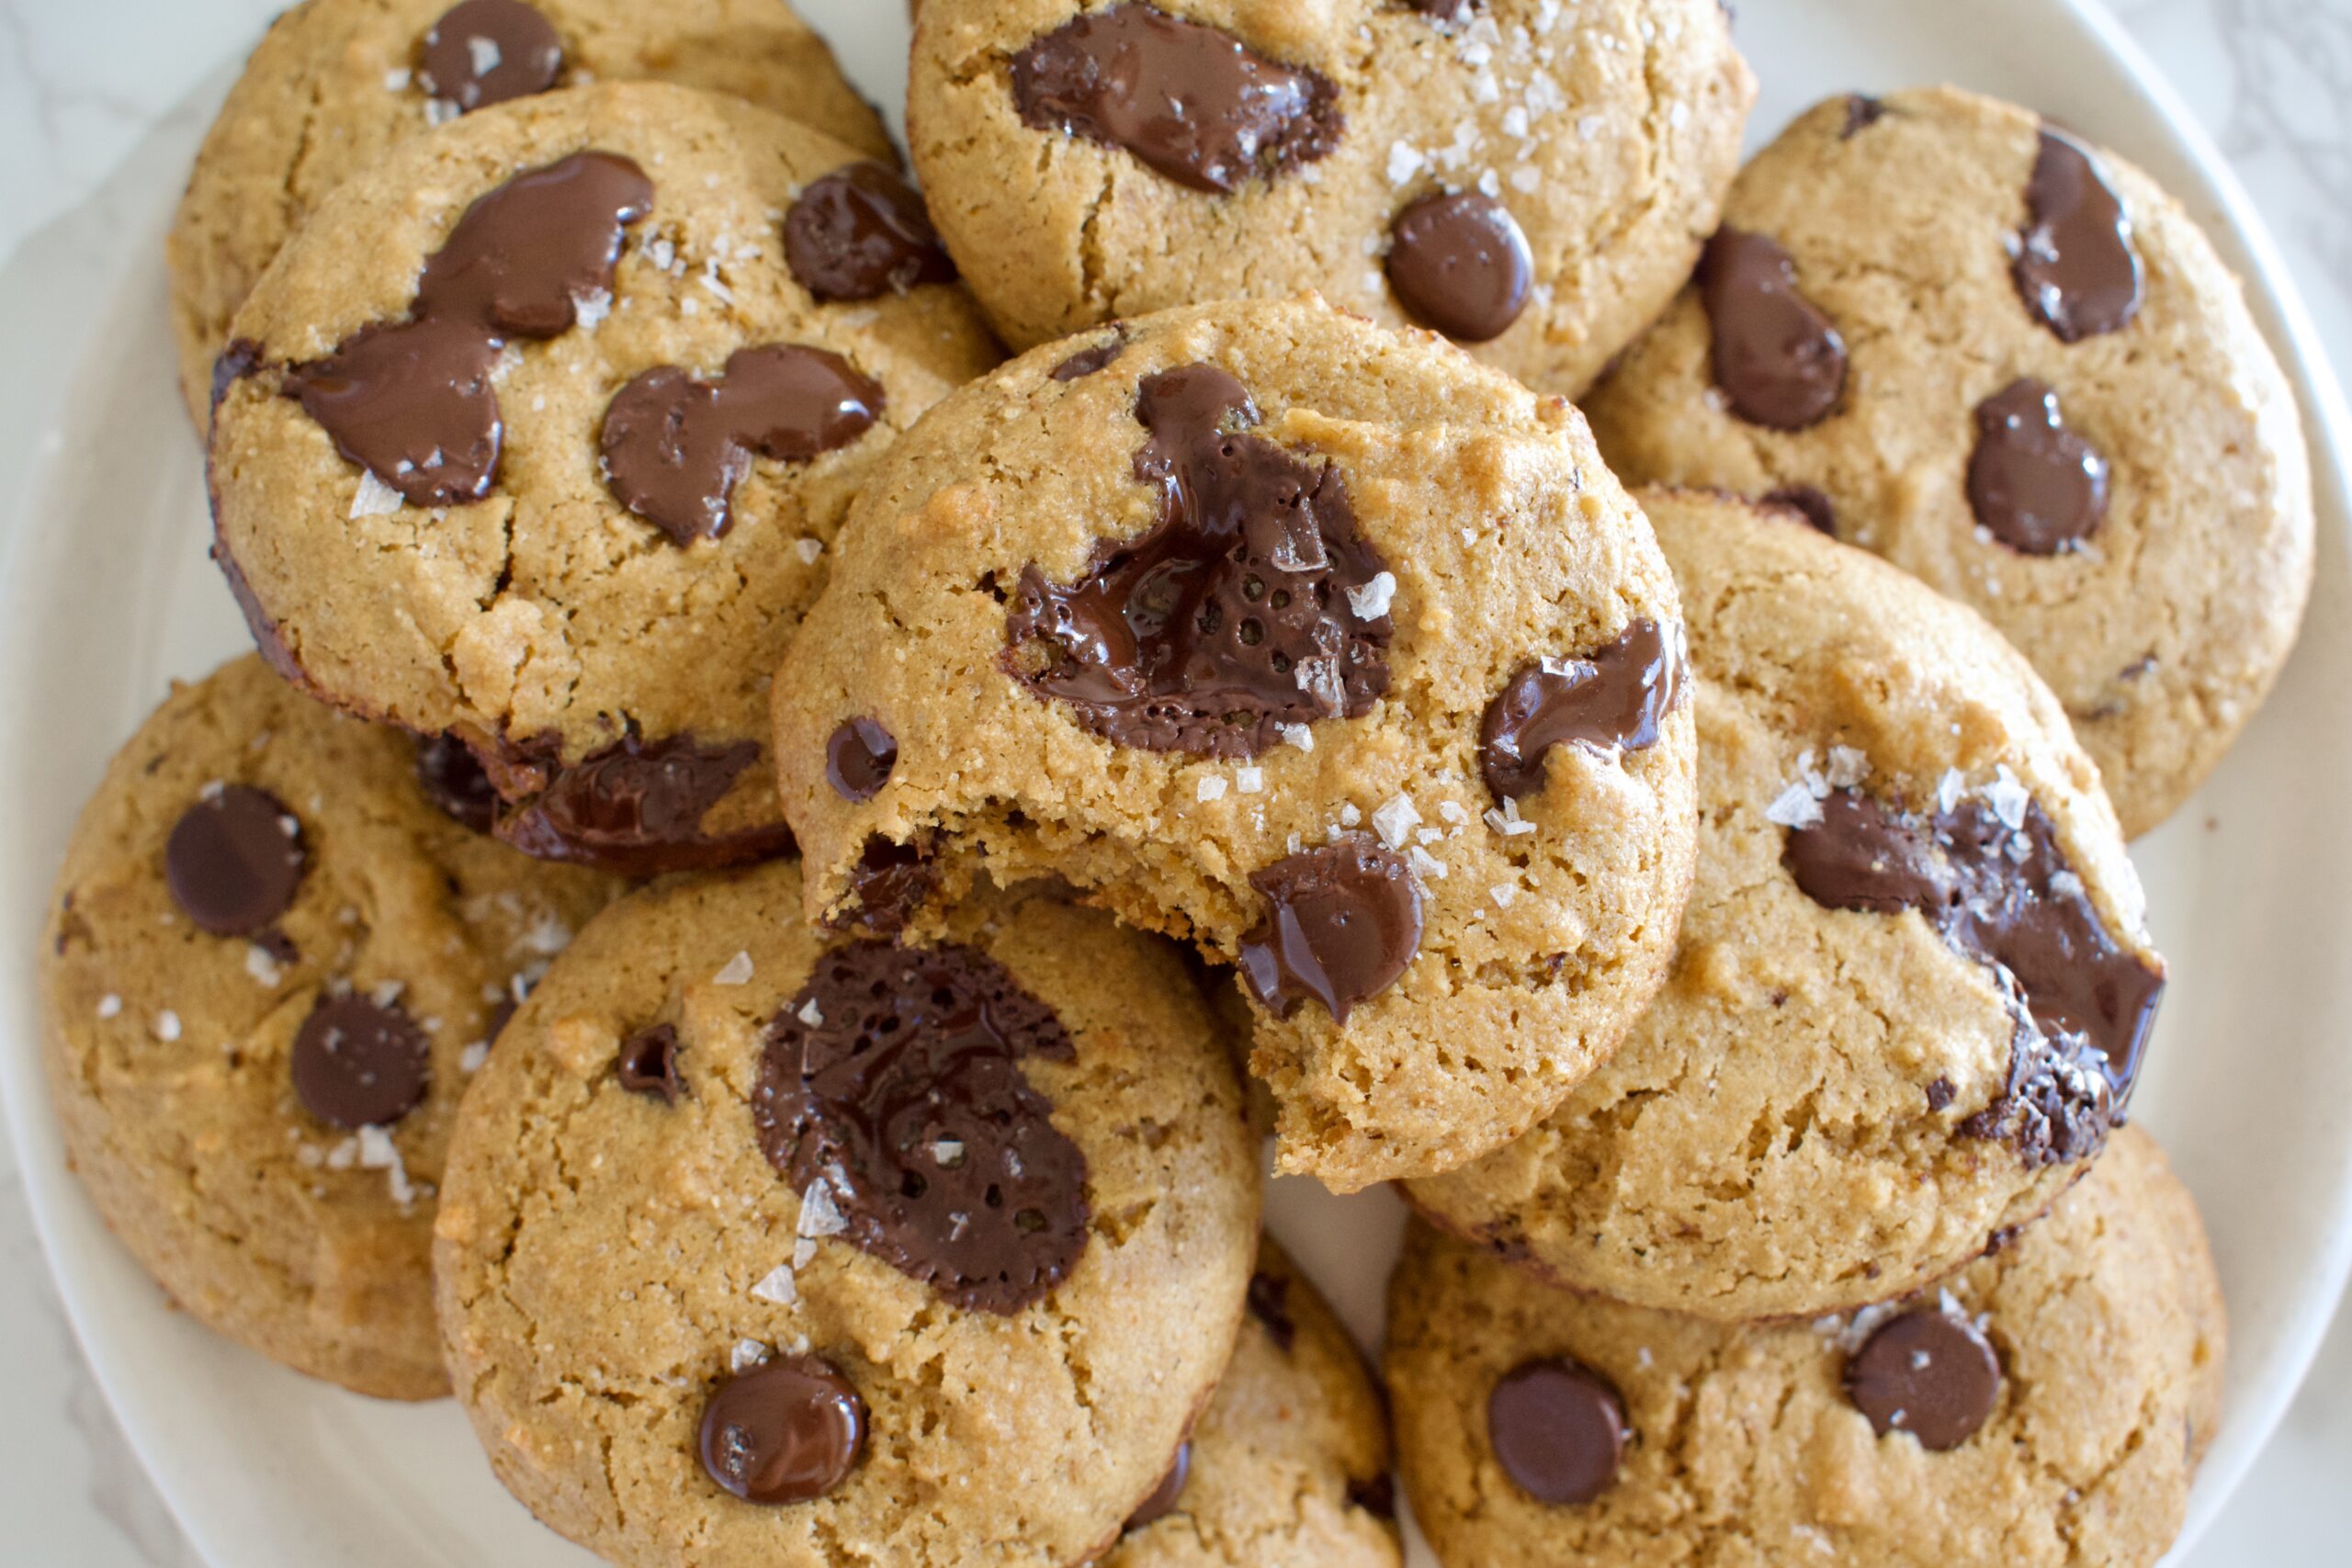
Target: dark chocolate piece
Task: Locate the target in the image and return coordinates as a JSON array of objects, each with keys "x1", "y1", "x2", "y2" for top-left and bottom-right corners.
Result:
[
  {"x1": 1487, "y1": 1357, "x2": 1627, "y2": 1506},
  {"x1": 1844, "y1": 1308, "x2": 2002, "y2": 1450},
  {"x1": 1005, "y1": 363, "x2": 1392, "y2": 757},
  {"x1": 494, "y1": 732, "x2": 791, "y2": 878},
  {"x1": 1125, "y1": 1442, "x2": 1193, "y2": 1529},
  {"x1": 1967, "y1": 377, "x2": 2109, "y2": 555},
  {"x1": 164, "y1": 785, "x2": 307, "y2": 937},
  {"x1": 1699, "y1": 227, "x2": 1847, "y2": 431},
  {"x1": 414, "y1": 734, "x2": 501, "y2": 833},
  {"x1": 1386, "y1": 190, "x2": 1532, "y2": 343},
  {"x1": 1479, "y1": 620, "x2": 1685, "y2": 802},
  {"x1": 2013, "y1": 129, "x2": 2143, "y2": 343},
  {"x1": 416, "y1": 0, "x2": 564, "y2": 114},
  {"x1": 1238, "y1": 833, "x2": 1423, "y2": 1023},
  {"x1": 289, "y1": 993, "x2": 430, "y2": 1129},
  {"x1": 753, "y1": 940, "x2": 1091, "y2": 1314},
  {"x1": 1246, "y1": 1269, "x2": 1295, "y2": 1351},
  {"x1": 784, "y1": 163, "x2": 956, "y2": 302},
  {"x1": 616, "y1": 1023, "x2": 684, "y2": 1103},
  {"x1": 1050, "y1": 330, "x2": 1127, "y2": 381},
  {"x1": 824, "y1": 717, "x2": 898, "y2": 802},
  {"x1": 697, "y1": 1355, "x2": 866, "y2": 1504},
  {"x1": 1762, "y1": 484, "x2": 1837, "y2": 536}
]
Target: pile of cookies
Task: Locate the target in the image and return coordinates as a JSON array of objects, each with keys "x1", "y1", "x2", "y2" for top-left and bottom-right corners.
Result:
[{"x1": 40, "y1": 2, "x2": 2309, "y2": 1564}]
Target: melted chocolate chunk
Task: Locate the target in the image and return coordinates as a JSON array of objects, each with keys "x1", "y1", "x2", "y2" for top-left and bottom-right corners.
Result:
[
  {"x1": 289, "y1": 993, "x2": 430, "y2": 1128},
  {"x1": 1347, "y1": 1472, "x2": 1397, "y2": 1519},
  {"x1": 1050, "y1": 331, "x2": 1127, "y2": 381},
  {"x1": 165, "y1": 785, "x2": 306, "y2": 937},
  {"x1": 1404, "y1": 0, "x2": 1477, "y2": 18},
  {"x1": 1479, "y1": 620, "x2": 1686, "y2": 802},
  {"x1": 1246, "y1": 1269, "x2": 1295, "y2": 1351},
  {"x1": 1783, "y1": 788, "x2": 2164, "y2": 1166},
  {"x1": 1487, "y1": 1357, "x2": 1627, "y2": 1506},
  {"x1": 836, "y1": 835, "x2": 936, "y2": 936},
  {"x1": 1005, "y1": 364, "x2": 1392, "y2": 757},
  {"x1": 697, "y1": 1355, "x2": 866, "y2": 1504},
  {"x1": 2013, "y1": 130, "x2": 2143, "y2": 343},
  {"x1": 1763, "y1": 484, "x2": 1838, "y2": 535},
  {"x1": 1238, "y1": 834, "x2": 1422, "y2": 1023},
  {"x1": 784, "y1": 163, "x2": 956, "y2": 302},
  {"x1": 210, "y1": 337, "x2": 263, "y2": 413},
  {"x1": 1386, "y1": 190, "x2": 1532, "y2": 343},
  {"x1": 1843, "y1": 1308, "x2": 2002, "y2": 1450},
  {"x1": 495, "y1": 733, "x2": 790, "y2": 877},
  {"x1": 1967, "y1": 378, "x2": 2109, "y2": 555},
  {"x1": 1010, "y1": 4, "x2": 1342, "y2": 195},
  {"x1": 1125, "y1": 1443, "x2": 1192, "y2": 1530},
  {"x1": 599, "y1": 344, "x2": 883, "y2": 545},
  {"x1": 1842, "y1": 94, "x2": 1888, "y2": 138},
  {"x1": 825, "y1": 717, "x2": 898, "y2": 802},
  {"x1": 616, "y1": 1023, "x2": 683, "y2": 1102},
  {"x1": 1699, "y1": 228, "x2": 1847, "y2": 431},
  {"x1": 417, "y1": 0, "x2": 563, "y2": 114},
  {"x1": 414, "y1": 734, "x2": 500, "y2": 833},
  {"x1": 752, "y1": 940, "x2": 1091, "y2": 1314},
  {"x1": 285, "y1": 152, "x2": 652, "y2": 506}
]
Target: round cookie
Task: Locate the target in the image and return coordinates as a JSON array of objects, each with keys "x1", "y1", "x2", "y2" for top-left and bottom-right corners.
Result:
[
  {"x1": 1406, "y1": 489, "x2": 2166, "y2": 1320},
  {"x1": 168, "y1": 0, "x2": 893, "y2": 428},
  {"x1": 1584, "y1": 85, "x2": 2313, "y2": 837},
  {"x1": 909, "y1": 0, "x2": 1753, "y2": 398},
  {"x1": 768, "y1": 295, "x2": 1699, "y2": 1192},
  {"x1": 209, "y1": 82, "x2": 999, "y2": 876},
  {"x1": 39, "y1": 654, "x2": 619, "y2": 1399},
  {"x1": 433, "y1": 864, "x2": 1261, "y2": 1568},
  {"x1": 1387, "y1": 1124, "x2": 2227, "y2": 1568},
  {"x1": 1098, "y1": 1239, "x2": 1400, "y2": 1568}
]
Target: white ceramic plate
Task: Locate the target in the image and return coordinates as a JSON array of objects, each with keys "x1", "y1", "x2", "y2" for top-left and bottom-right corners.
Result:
[{"x1": 2, "y1": 1, "x2": 2346, "y2": 1563}]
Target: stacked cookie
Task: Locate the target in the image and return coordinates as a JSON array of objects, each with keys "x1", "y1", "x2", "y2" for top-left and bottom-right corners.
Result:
[{"x1": 37, "y1": 2, "x2": 2312, "y2": 1566}]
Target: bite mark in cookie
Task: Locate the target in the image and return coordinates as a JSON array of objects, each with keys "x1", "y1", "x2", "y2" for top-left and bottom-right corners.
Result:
[
  {"x1": 283, "y1": 151, "x2": 652, "y2": 506},
  {"x1": 1009, "y1": 4, "x2": 1342, "y2": 195},
  {"x1": 753, "y1": 941, "x2": 1091, "y2": 1314},
  {"x1": 1005, "y1": 364, "x2": 1393, "y2": 757}
]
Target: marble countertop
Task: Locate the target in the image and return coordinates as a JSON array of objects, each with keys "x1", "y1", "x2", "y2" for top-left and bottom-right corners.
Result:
[{"x1": 3, "y1": 0, "x2": 2346, "y2": 1562}]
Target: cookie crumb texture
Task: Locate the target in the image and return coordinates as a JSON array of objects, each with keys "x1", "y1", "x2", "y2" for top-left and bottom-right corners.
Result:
[
  {"x1": 1100, "y1": 1239, "x2": 1399, "y2": 1567},
  {"x1": 771, "y1": 297, "x2": 1698, "y2": 1192},
  {"x1": 910, "y1": 0, "x2": 1753, "y2": 397},
  {"x1": 168, "y1": 0, "x2": 893, "y2": 427},
  {"x1": 38, "y1": 655, "x2": 619, "y2": 1398},
  {"x1": 434, "y1": 865, "x2": 1261, "y2": 1567},
  {"x1": 1387, "y1": 1125, "x2": 2227, "y2": 1568},
  {"x1": 209, "y1": 83, "x2": 998, "y2": 874},
  {"x1": 1586, "y1": 86, "x2": 2313, "y2": 837},
  {"x1": 1408, "y1": 491, "x2": 2163, "y2": 1320}
]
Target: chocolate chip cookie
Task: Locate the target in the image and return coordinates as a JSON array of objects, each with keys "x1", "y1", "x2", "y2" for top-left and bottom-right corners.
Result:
[
  {"x1": 768, "y1": 296, "x2": 1699, "y2": 1192},
  {"x1": 1388, "y1": 1124, "x2": 2225, "y2": 1568},
  {"x1": 39, "y1": 654, "x2": 618, "y2": 1398},
  {"x1": 168, "y1": 0, "x2": 894, "y2": 428},
  {"x1": 209, "y1": 82, "x2": 998, "y2": 876},
  {"x1": 434, "y1": 865, "x2": 1261, "y2": 1567},
  {"x1": 1585, "y1": 86, "x2": 2313, "y2": 836},
  {"x1": 1408, "y1": 490, "x2": 2165, "y2": 1320},
  {"x1": 909, "y1": 0, "x2": 1753, "y2": 397},
  {"x1": 1100, "y1": 1239, "x2": 1400, "y2": 1567}
]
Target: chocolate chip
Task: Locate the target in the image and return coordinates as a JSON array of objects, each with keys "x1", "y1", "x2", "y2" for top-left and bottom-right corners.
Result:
[
  {"x1": 209, "y1": 337, "x2": 263, "y2": 414},
  {"x1": 1762, "y1": 484, "x2": 1837, "y2": 536},
  {"x1": 1967, "y1": 378, "x2": 2109, "y2": 555},
  {"x1": 1238, "y1": 833, "x2": 1423, "y2": 1023},
  {"x1": 697, "y1": 1355, "x2": 866, "y2": 1504},
  {"x1": 1842, "y1": 94, "x2": 1888, "y2": 138},
  {"x1": 752, "y1": 940, "x2": 1091, "y2": 1314},
  {"x1": 1844, "y1": 1308, "x2": 2002, "y2": 1450},
  {"x1": 824, "y1": 718, "x2": 898, "y2": 802},
  {"x1": 417, "y1": 0, "x2": 563, "y2": 114},
  {"x1": 285, "y1": 152, "x2": 652, "y2": 507},
  {"x1": 1698, "y1": 228, "x2": 1847, "y2": 431},
  {"x1": 414, "y1": 735, "x2": 500, "y2": 833},
  {"x1": 1125, "y1": 1442, "x2": 1192, "y2": 1530},
  {"x1": 784, "y1": 163, "x2": 956, "y2": 302},
  {"x1": 1246, "y1": 1269, "x2": 1295, "y2": 1351},
  {"x1": 165, "y1": 785, "x2": 307, "y2": 937},
  {"x1": 1347, "y1": 1472, "x2": 1397, "y2": 1519},
  {"x1": 1004, "y1": 364, "x2": 1393, "y2": 757},
  {"x1": 836, "y1": 835, "x2": 936, "y2": 936},
  {"x1": 1782, "y1": 789, "x2": 2164, "y2": 1166},
  {"x1": 616, "y1": 1023, "x2": 683, "y2": 1102},
  {"x1": 1403, "y1": 0, "x2": 1477, "y2": 18},
  {"x1": 1386, "y1": 190, "x2": 1532, "y2": 343},
  {"x1": 1487, "y1": 1357, "x2": 1627, "y2": 1506},
  {"x1": 2013, "y1": 129, "x2": 2143, "y2": 343},
  {"x1": 1010, "y1": 4, "x2": 1342, "y2": 195},
  {"x1": 1050, "y1": 331, "x2": 1126, "y2": 382},
  {"x1": 599, "y1": 344, "x2": 884, "y2": 544},
  {"x1": 495, "y1": 733, "x2": 792, "y2": 877},
  {"x1": 1479, "y1": 620, "x2": 1686, "y2": 802},
  {"x1": 289, "y1": 993, "x2": 430, "y2": 1129},
  {"x1": 1926, "y1": 1075, "x2": 1956, "y2": 1111}
]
